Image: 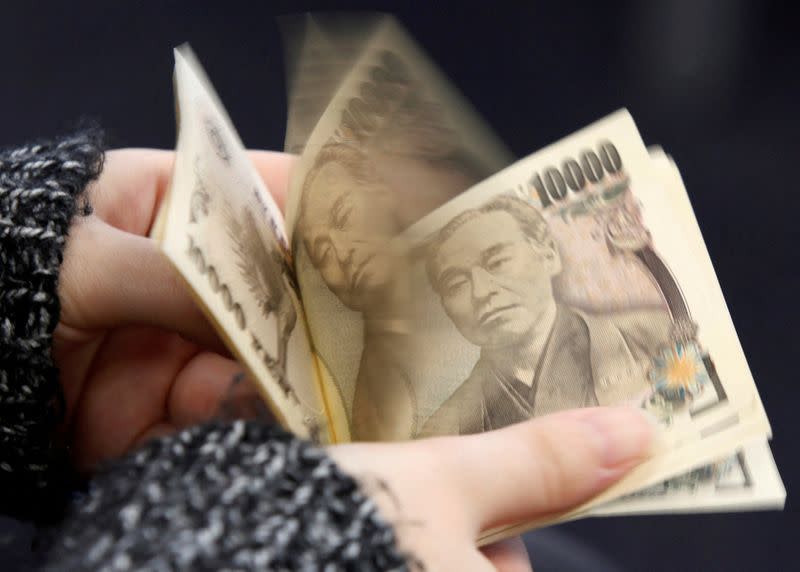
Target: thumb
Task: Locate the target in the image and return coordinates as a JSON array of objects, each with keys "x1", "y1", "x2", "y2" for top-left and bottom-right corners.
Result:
[
  {"x1": 450, "y1": 406, "x2": 654, "y2": 533},
  {"x1": 60, "y1": 215, "x2": 221, "y2": 349}
]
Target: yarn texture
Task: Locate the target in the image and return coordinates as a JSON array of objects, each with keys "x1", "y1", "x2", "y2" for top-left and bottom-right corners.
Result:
[
  {"x1": 43, "y1": 421, "x2": 408, "y2": 571},
  {"x1": 0, "y1": 133, "x2": 409, "y2": 570},
  {"x1": 0, "y1": 130, "x2": 103, "y2": 520}
]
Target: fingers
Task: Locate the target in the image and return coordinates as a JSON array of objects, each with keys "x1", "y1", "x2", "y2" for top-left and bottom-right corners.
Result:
[
  {"x1": 132, "y1": 422, "x2": 178, "y2": 448},
  {"x1": 330, "y1": 408, "x2": 650, "y2": 571},
  {"x1": 481, "y1": 537, "x2": 533, "y2": 572},
  {"x1": 68, "y1": 327, "x2": 244, "y2": 469},
  {"x1": 63, "y1": 150, "x2": 296, "y2": 343},
  {"x1": 443, "y1": 407, "x2": 653, "y2": 532},
  {"x1": 88, "y1": 149, "x2": 175, "y2": 235},
  {"x1": 69, "y1": 328, "x2": 197, "y2": 469},
  {"x1": 167, "y1": 352, "x2": 243, "y2": 427},
  {"x1": 90, "y1": 149, "x2": 295, "y2": 236},
  {"x1": 60, "y1": 216, "x2": 223, "y2": 350},
  {"x1": 331, "y1": 408, "x2": 650, "y2": 570}
]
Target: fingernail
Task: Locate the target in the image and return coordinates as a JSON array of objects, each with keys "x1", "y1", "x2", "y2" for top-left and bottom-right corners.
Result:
[{"x1": 579, "y1": 407, "x2": 655, "y2": 467}]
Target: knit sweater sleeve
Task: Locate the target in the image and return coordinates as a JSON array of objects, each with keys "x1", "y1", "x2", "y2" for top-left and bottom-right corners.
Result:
[
  {"x1": 0, "y1": 131, "x2": 104, "y2": 520},
  {"x1": 41, "y1": 420, "x2": 410, "y2": 571},
  {"x1": 0, "y1": 134, "x2": 409, "y2": 569}
]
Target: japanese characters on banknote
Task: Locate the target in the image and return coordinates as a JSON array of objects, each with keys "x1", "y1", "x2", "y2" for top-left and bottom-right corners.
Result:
[{"x1": 151, "y1": 15, "x2": 784, "y2": 542}]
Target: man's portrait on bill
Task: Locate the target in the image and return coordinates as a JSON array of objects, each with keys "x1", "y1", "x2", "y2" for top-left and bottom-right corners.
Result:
[
  {"x1": 292, "y1": 49, "x2": 505, "y2": 440},
  {"x1": 295, "y1": 139, "x2": 420, "y2": 441},
  {"x1": 419, "y1": 195, "x2": 673, "y2": 436}
]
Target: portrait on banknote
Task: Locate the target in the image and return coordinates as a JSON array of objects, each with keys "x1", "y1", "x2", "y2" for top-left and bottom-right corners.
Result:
[
  {"x1": 417, "y1": 194, "x2": 673, "y2": 435},
  {"x1": 153, "y1": 35, "x2": 781, "y2": 525},
  {"x1": 409, "y1": 129, "x2": 731, "y2": 439},
  {"x1": 293, "y1": 138, "x2": 417, "y2": 440},
  {"x1": 157, "y1": 49, "x2": 328, "y2": 439},
  {"x1": 291, "y1": 46, "x2": 508, "y2": 440}
]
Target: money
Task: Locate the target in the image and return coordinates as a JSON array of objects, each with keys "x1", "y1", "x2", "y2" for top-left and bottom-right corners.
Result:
[
  {"x1": 399, "y1": 110, "x2": 776, "y2": 540},
  {"x1": 154, "y1": 47, "x2": 328, "y2": 441},
  {"x1": 594, "y1": 439, "x2": 785, "y2": 516},
  {"x1": 281, "y1": 13, "x2": 384, "y2": 155},
  {"x1": 152, "y1": 18, "x2": 783, "y2": 542},
  {"x1": 284, "y1": 15, "x2": 514, "y2": 441},
  {"x1": 590, "y1": 148, "x2": 785, "y2": 517}
]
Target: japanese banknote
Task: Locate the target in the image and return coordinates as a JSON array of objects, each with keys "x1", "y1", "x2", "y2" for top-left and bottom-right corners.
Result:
[{"x1": 152, "y1": 15, "x2": 784, "y2": 542}]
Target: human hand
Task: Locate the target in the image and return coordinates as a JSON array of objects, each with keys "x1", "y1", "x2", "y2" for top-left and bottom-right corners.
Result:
[
  {"x1": 55, "y1": 148, "x2": 295, "y2": 471},
  {"x1": 330, "y1": 406, "x2": 654, "y2": 571}
]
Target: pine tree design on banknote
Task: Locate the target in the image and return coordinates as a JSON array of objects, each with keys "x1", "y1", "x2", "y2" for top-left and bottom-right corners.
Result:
[
  {"x1": 223, "y1": 201, "x2": 300, "y2": 398},
  {"x1": 185, "y1": 109, "x2": 321, "y2": 440}
]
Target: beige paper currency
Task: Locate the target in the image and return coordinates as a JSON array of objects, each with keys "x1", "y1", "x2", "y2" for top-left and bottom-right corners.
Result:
[
  {"x1": 154, "y1": 47, "x2": 330, "y2": 441},
  {"x1": 285, "y1": 15, "x2": 514, "y2": 441},
  {"x1": 399, "y1": 110, "x2": 772, "y2": 541},
  {"x1": 281, "y1": 13, "x2": 382, "y2": 155},
  {"x1": 151, "y1": 31, "x2": 782, "y2": 540},
  {"x1": 589, "y1": 149, "x2": 785, "y2": 516},
  {"x1": 595, "y1": 438, "x2": 784, "y2": 516}
]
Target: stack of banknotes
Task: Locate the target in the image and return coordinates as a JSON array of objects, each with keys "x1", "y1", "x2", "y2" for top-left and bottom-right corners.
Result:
[{"x1": 150, "y1": 14, "x2": 785, "y2": 542}]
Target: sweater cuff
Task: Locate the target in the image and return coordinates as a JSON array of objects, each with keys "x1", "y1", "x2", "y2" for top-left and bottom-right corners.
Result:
[
  {"x1": 43, "y1": 421, "x2": 410, "y2": 571},
  {"x1": 0, "y1": 129, "x2": 104, "y2": 521}
]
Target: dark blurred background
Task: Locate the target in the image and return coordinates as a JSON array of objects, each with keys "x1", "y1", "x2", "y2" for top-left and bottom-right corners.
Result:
[{"x1": 1, "y1": 1, "x2": 796, "y2": 570}]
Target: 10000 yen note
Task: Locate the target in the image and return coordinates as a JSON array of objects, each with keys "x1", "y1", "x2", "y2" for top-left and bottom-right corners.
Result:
[
  {"x1": 589, "y1": 149, "x2": 784, "y2": 517},
  {"x1": 152, "y1": 48, "x2": 329, "y2": 441},
  {"x1": 594, "y1": 439, "x2": 784, "y2": 516},
  {"x1": 149, "y1": 37, "x2": 780, "y2": 534},
  {"x1": 284, "y1": 15, "x2": 514, "y2": 442},
  {"x1": 398, "y1": 110, "x2": 771, "y2": 539}
]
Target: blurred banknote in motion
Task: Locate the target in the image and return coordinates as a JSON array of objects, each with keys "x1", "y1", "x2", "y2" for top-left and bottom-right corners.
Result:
[
  {"x1": 152, "y1": 13, "x2": 784, "y2": 541},
  {"x1": 398, "y1": 110, "x2": 780, "y2": 539},
  {"x1": 283, "y1": 14, "x2": 514, "y2": 442}
]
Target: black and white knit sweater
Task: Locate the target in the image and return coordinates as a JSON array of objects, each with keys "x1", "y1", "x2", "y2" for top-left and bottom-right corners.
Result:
[
  {"x1": 0, "y1": 132, "x2": 408, "y2": 571},
  {"x1": 0, "y1": 131, "x2": 101, "y2": 521}
]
